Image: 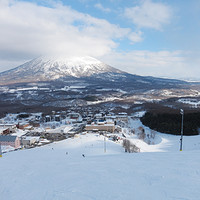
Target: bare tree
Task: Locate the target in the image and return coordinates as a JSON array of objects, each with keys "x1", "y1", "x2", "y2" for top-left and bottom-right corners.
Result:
[
  {"x1": 123, "y1": 139, "x2": 130, "y2": 152},
  {"x1": 138, "y1": 126, "x2": 145, "y2": 140},
  {"x1": 131, "y1": 128, "x2": 135, "y2": 135},
  {"x1": 122, "y1": 139, "x2": 140, "y2": 153},
  {"x1": 150, "y1": 130, "x2": 156, "y2": 139}
]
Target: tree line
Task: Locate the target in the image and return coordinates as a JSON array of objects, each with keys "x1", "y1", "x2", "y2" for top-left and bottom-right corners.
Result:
[{"x1": 141, "y1": 112, "x2": 200, "y2": 135}]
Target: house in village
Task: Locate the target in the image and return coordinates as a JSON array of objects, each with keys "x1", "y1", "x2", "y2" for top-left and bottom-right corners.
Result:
[
  {"x1": 55, "y1": 115, "x2": 61, "y2": 122},
  {"x1": 0, "y1": 124, "x2": 16, "y2": 133},
  {"x1": 67, "y1": 113, "x2": 82, "y2": 123},
  {"x1": 17, "y1": 122, "x2": 31, "y2": 130},
  {"x1": 85, "y1": 121, "x2": 115, "y2": 133},
  {"x1": 116, "y1": 112, "x2": 128, "y2": 122},
  {"x1": 0, "y1": 135, "x2": 20, "y2": 148},
  {"x1": 45, "y1": 115, "x2": 51, "y2": 122},
  {"x1": 0, "y1": 127, "x2": 11, "y2": 135},
  {"x1": 21, "y1": 136, "x2": 40, "y2": 146},
  {"x1": 105, "y1": 115, "x2": 116, "y2": 123}
]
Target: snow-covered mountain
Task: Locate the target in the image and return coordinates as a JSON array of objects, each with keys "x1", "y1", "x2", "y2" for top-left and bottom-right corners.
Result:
[{"x1": 0, "y1": 56, "x2": 123, "y2": 84}]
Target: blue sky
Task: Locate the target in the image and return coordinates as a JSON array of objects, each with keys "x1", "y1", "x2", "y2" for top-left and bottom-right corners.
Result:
[{"x1": 0, "y1": 0, "x2": 200, "y2": 80}]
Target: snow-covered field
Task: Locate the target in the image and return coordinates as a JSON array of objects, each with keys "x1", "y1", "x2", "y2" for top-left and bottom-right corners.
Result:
[
  {"x1": 0, "y1": 131, "x2": 200, "y2": 200},
  {"x1": 128, "y1": 117, "x2": 200, "y2": 152}
]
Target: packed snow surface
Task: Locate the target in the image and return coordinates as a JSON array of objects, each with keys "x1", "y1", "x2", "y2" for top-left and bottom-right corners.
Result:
[{"x1": 0, "y1": 132, "x2": 200, "y2": 200}]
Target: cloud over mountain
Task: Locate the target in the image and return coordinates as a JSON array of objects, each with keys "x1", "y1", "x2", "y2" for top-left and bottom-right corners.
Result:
[{"x1": 0, "y1": 0, "x2": 139, "y2": 72}]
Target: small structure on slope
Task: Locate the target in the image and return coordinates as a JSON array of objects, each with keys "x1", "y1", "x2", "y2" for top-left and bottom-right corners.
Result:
[{"x1": 0, "y1": 135, "x2": 20, "y2": 148}]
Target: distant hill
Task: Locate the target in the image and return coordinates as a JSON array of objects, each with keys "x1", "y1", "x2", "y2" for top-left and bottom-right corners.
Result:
[{"x1": 0, "y1": 55, "x2": 186, "y2": 89}]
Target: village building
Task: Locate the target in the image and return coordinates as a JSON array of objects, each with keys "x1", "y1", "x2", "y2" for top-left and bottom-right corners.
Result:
[
  {"x1": 21, "y1": 137, "x2": 40, "y2": 146},
  {"x1": 45, "y1": 115, "x2": 51, "y2": 122},
  {"x1": 67, "y1": 113, "x2": 82, "y2": 123},
  {"x1": 105, "y1": 115, "x2": 116, "y2": 123},
  {"x1": 0, "y1": 124, "x2": 17, "y2": 133},
  {"x1": 0, "y1": 124, "x2": 16, "y2": 129},
  {"x1": 29, "y1": 121, "x2": 40, "y2": 127},
  {"x1": 0, "y1": 135, "x2": 20, "y2": 148},
  {"x1": 85, "y1": 121, "x2": 115, "y2": 133},
  {"x1": 116, "y1": 112, "x2": 128, "y2": 122},
  {"x1": 0, "y1": 127, "x2": 10, "y2": 135},
  {"x1": 17, "y1": 122, "x2": 30, "y2": 130},
  {"x1": 31, "y1": 113, "x2": 42, "y2": 121},
  {"x1": 94, "y1": 113, "x2": 103, "y2": 119},
  {"x1": 55, "y1": 115, "x2": 61, "y2": 122}
]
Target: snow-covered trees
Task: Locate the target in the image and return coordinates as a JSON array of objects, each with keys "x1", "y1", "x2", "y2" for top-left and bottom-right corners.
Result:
[{"x1": 122, "y1": 139, "x2": 140, "y2": 153}]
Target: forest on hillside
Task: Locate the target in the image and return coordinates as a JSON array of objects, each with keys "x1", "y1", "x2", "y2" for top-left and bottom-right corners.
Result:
[{"x1": 141, "y1": 112, "x2": 200, "y2": 135}]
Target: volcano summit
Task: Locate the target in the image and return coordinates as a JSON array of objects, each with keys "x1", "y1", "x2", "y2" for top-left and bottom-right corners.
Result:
[{"x1": 0, "y1": 56, "x2": 123, "y2": 85}]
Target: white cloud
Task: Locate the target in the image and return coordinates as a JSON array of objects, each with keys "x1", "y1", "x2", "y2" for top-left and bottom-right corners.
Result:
[
  {"x1": 0, "y1": 0, "x2": 139, "y2": 71},
  {"x1": 124, "y1": 0, "x2": 172, "y2": 30},
  {"x1": 128, "y1": 31, "x2": 143, "y2": 43},
  {"x1": 94, "y1": 3, "x2": 111, "y2": 13},
  {"x1": 1, "y1": 0, "x2": 197, "y2": 80},
  {"x1": 100, "y1": 50, "x2": 200, "y2": 80}
]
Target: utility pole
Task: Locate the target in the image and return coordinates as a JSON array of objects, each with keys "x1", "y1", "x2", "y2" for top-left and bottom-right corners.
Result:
[
  {"x1": 180, "y1": 109, "x2": 184, "y2": 151},
  {"x1": 0, "y1": 144, "x2": 2, "y2": 157},
  {"x1": 104, "y1": 135, "x2": 106, "y2": 153}
]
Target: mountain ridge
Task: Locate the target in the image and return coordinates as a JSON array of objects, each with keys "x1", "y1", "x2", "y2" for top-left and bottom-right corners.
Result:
[
  {"x1": 0, "y1": 55, "x2": 188, "y2": 87},
  {"x1": 0, "y1": 56, "x2": 123, "y2": 85}
]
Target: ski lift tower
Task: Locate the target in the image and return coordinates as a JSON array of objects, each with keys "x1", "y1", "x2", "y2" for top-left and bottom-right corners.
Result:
[{"x1": 180, "y1": 109, "x2": 184, "y2": 151}]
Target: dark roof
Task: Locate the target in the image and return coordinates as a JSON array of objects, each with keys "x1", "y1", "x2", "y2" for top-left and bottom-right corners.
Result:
[{"x1": 0, "y1": 135, "x2": 17, "y2": 142}]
